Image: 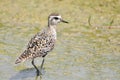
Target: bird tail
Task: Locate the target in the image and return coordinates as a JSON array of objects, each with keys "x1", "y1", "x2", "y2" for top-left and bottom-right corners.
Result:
[{"x1": 15, "y1": 50, "x2": 31, "y2": 64}]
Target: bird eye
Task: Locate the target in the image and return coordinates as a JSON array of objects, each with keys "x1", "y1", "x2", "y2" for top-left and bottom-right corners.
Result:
[{"x1": 54, "y1": 17, "x2": 59, "y2": 20}]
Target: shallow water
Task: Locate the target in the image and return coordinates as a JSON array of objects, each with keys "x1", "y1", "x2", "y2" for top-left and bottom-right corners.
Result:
[{"x1": 0, "y1": 0, "x2": 120, "y2": 80}]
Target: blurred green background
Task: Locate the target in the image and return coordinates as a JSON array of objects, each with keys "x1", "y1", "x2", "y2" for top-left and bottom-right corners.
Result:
[{"x1": 0, "y1": 0, "x2": 120, "y2": 80}]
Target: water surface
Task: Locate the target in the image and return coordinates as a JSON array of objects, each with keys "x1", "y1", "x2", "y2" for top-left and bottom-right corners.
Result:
[{"x1": 0, "y1": 0, "x2": 120, "y2": 80}]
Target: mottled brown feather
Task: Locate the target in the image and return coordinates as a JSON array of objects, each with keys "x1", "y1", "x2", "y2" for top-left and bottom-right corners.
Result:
[{"x1": 15, "y1": 27, "x2": 56, "y2": 64}]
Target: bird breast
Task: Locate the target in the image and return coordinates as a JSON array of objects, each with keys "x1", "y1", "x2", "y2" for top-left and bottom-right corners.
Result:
[{"x1": 49, "y1": 27, "x2": 57, "y2": 40}]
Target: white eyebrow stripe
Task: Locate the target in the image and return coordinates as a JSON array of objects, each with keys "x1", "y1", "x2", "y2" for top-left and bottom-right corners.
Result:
[{"x1": 49, "y1": 15, "x2": 62, "y2": 20}]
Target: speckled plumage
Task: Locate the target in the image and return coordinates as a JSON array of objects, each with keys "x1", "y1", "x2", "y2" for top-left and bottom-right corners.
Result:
[
  {"x1": 15, "y1": 13, "x2": 68, "y2": 75},
  {"x1": 15, "y1": 27, "x2": 56, "y2": 64}
]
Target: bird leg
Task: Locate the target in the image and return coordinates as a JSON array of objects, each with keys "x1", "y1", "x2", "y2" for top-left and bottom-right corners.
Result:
[
  {"x1": 40, "y1": 58, "x2": 45, "y2": 69},
  {"x1": 32, "y1": 59, "x2": 40, "y2": 76},
  {"x1": 40, "y1": 53, "x2": 47, "y2": 69}
]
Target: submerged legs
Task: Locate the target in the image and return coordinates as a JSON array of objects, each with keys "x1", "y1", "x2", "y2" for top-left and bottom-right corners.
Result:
[
  {"x1": 32, "y1": 59, "x2": 40, "y2": 76},
  {"x1": 31, "y1": 58, "x2": 45, "y2": 76}
]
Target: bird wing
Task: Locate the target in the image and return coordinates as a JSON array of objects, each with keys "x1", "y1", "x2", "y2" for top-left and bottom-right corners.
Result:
[
  {"x1": 15, "y1": 29, "x2": 55, "y2": 64},
  {"x1": 28, "y1": 29, "x2": 55, "y2": 52},
  {"x1": 15, "y1": 33, "x2": 44, "y2": 64}
]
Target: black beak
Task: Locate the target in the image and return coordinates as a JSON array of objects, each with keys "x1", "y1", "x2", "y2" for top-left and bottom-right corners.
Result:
[{"x1": 61, "y1": 19, "x2": 69, "y2": 23}]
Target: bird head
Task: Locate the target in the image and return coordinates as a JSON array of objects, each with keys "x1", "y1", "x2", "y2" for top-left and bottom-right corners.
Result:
[{"x1": 48, "y1": 13, "x2": 68, "y2": 26}]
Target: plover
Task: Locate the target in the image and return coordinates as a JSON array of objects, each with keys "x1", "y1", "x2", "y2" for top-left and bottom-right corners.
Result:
[{"x1": 15, "y1": 13, "x2": 68, "y2": 76}]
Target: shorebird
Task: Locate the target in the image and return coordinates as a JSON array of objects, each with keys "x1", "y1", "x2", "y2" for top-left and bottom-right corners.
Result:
[{"x1": 15, "y1": 13, "x2": 68, "y2": 76}]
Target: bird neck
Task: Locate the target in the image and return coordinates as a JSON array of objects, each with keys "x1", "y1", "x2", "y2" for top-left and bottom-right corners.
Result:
[
  {"x1": 49, "y1": 25, "x2": 56, "y2": 29},
  {"x1": 47, "y1": 25, "x2": 57, "y2": 39},
  {"x1": 48, "y1": 21, "x2": 57, "y2": 30},
  {"x1": 47, "y1": 20, "x2": 57, "y2": 39}
]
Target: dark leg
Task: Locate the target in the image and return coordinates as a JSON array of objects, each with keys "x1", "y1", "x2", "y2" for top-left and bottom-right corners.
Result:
[
  {"x1": 40, "y1": 58, "x2": 45, "y2": 69},
  {"x1": 41, "y1": 53, "x2": 47, "y2": 69},
  {"x1": 31, "y1": 59, "x2": 40, "y2": 76}
]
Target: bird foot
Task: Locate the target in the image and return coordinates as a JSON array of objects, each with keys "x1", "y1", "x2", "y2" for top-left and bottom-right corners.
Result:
[
  {"x1": 36, "y1": 70, "x2": 42, "y2": 76},
  {"x1": 36, "y1": 70, "x2": 39, "y2": 76}
]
